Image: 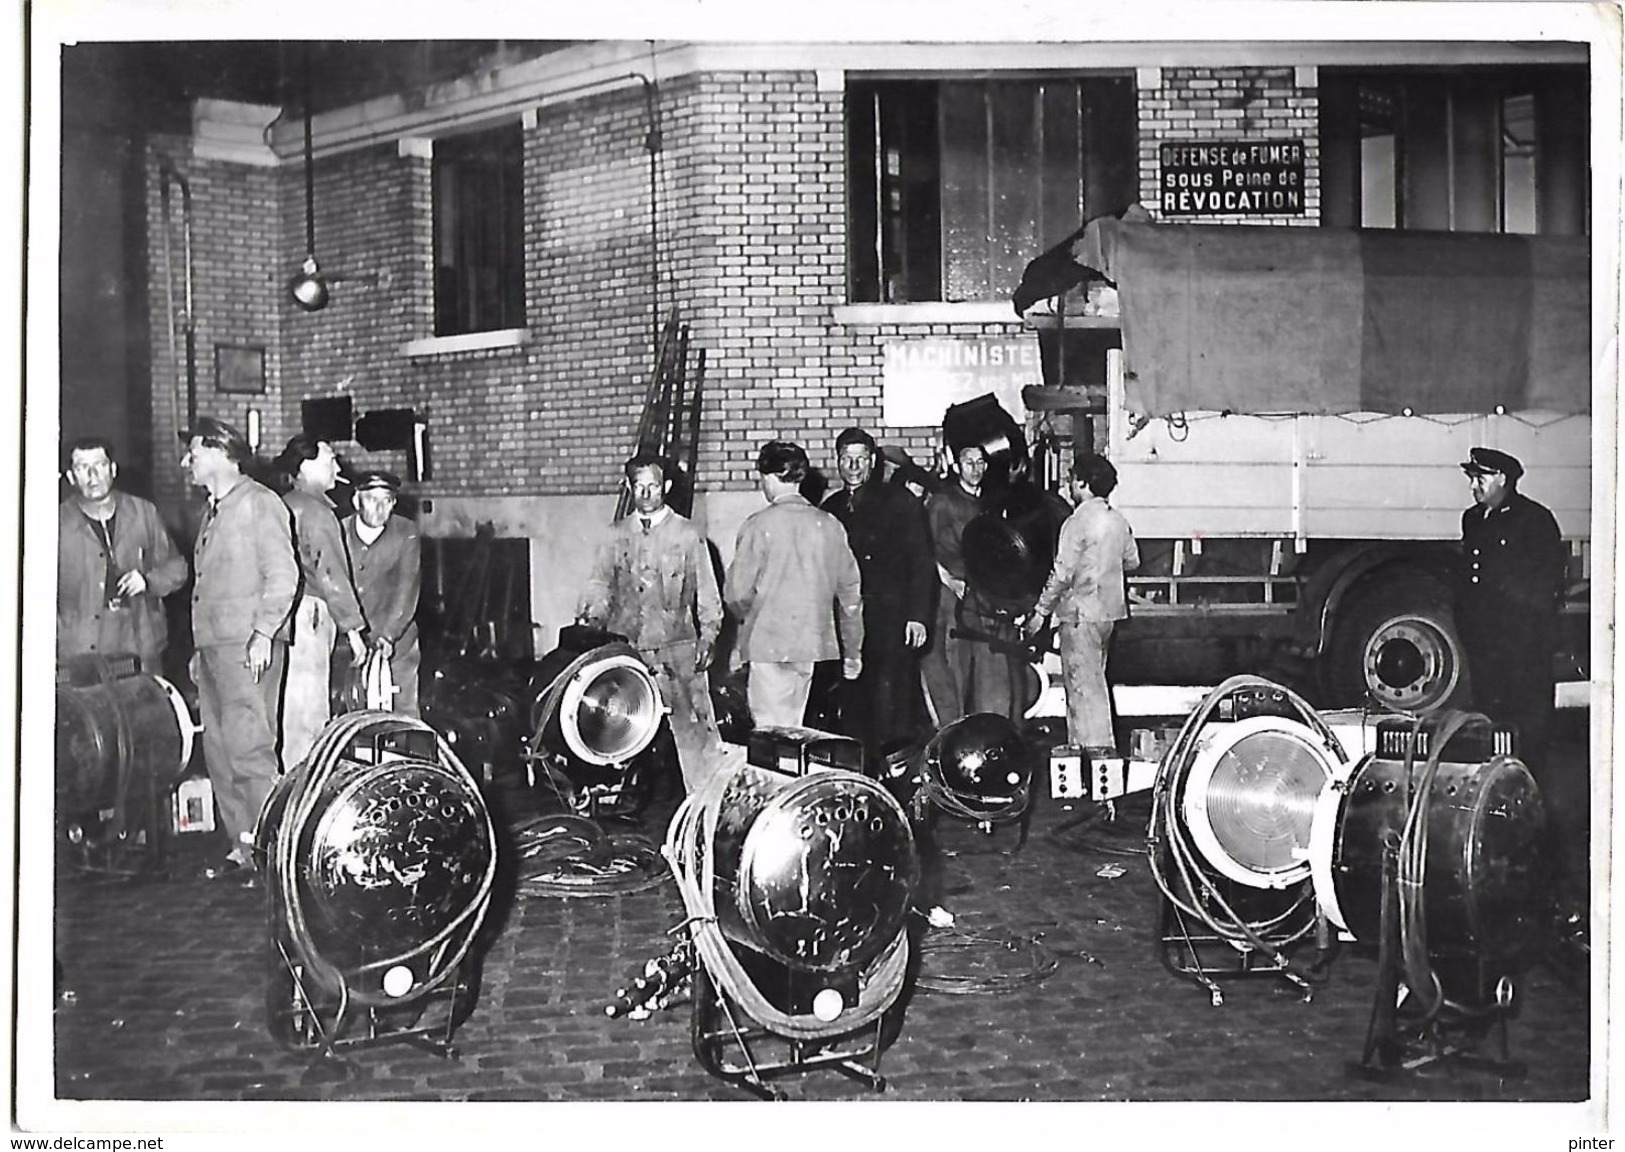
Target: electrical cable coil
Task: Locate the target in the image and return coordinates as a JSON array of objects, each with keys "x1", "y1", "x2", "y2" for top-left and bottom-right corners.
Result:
[{"x1": 512, "y1": 813, "x2": 671, "y2": 899}]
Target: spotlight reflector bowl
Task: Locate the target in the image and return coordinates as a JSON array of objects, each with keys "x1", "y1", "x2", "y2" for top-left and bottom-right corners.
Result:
[
  {"x1": 557, "y1": 651, "x2": 664, "y2": 767},
  {"x1": 923, "y1": 712, "x2": 1034, "y2": 817},
  {"x1": 712, "y1": 766, "x2": 918, "y2": 974},
  {"x1": 302, "y1": 759, "x2": 494, "y2": 962},
  {"x1": 1178, "y1": 714, "x2": 1341, "y2": 889},
  {"x1": 256, "y1": 715, "x2": 497, "y2": 995}
]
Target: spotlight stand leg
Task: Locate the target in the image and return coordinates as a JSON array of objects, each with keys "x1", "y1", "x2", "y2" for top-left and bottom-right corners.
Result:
[
  {"x1": 688, "y1": 964, "x2": 890, "y2": 1099},
  {"x1": 1354, "y1": 842, "x2": 1405, "y2": 1073},
  {"x1": 1159, "y1": 897, "x2": 1227, "y2": 1006},
  {"x1": 1347, "y1": 845, "x2": 1528, "y2": 1081}
]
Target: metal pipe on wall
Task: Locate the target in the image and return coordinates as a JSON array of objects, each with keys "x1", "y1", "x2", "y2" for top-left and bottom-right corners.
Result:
[{"x1": 156, "y1": 160, "x2": 197, "y2": 431}]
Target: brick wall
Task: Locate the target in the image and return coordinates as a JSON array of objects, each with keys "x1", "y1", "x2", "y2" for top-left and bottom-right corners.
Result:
[
  {"x1": 1137, "y1": 66, "x2": 1321, "y2": 225},
  {"x1": 145, "y1": 145, "x2": 283, "y2": 512},
  {"x1": 278, "y1": 142, "x2": 421, "y2": 478},
  {"x1": 663, "y1": 71, "x2": 1000, "y2": 489},
  {"x1": 144, "y1": 60, "x2": 1325, "y2": 519}
]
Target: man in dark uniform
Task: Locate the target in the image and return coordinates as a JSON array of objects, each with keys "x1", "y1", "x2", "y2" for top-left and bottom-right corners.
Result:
[
  {"x1": 1456, "y1": 446, "x2": 1567, "y2": 759},
  {"x1": 822, "y1": 428, "x2": 935, "y2": 761}
]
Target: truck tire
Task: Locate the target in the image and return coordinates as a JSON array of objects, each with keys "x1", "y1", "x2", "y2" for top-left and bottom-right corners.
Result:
[{"x1": 1326, "y1": 577, "x2": 1467, "y2": 713}]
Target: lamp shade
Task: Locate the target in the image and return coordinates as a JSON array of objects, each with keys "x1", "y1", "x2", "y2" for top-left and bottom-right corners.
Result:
[{"x1": 290, "y1": 256, "x2": 330, "y2": 312}]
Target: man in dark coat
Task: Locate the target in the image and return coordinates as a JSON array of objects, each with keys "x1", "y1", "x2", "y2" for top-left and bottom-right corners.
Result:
[
  {"x1": 823, "y1": 427, "x2": 935, "y2": 759},
  {"x1": 1456, "y1": 446, "x2": 1567, "y2": 759}
]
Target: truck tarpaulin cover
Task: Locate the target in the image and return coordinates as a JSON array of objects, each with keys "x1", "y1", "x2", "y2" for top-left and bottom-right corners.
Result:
[{"x1": 1059, "y1": 220, "x2": 1590, "y2": 418}]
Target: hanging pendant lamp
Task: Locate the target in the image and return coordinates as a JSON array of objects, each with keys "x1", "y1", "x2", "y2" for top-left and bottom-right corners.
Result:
[{"x1": 288, "y1": 48, "x2": 329, "y2": 312}]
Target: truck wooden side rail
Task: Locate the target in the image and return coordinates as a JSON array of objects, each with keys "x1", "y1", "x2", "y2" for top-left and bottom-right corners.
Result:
[{"x1": 1019, "y1": 221, "x2": 1591, "y2": 712}]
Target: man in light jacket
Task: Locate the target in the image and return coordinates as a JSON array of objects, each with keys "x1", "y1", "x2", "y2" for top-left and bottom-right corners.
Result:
[
  {"x1": 578, "y1": 453, "x2": 723, "y2": 790},
  {"x1": 1025, "y1": 454, "x2": 1140, "y2": 755},
  {"x1": 181, "y1": 417, "x2": 299, "y2": 883},
  {"x1": 725, "y1": 441, "x2": 864, "y2": 729}
]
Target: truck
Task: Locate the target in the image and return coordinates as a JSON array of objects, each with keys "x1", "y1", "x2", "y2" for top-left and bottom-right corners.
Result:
[{"x1": 1014, "y1": 218, "x2": 1592, "y2": 714}]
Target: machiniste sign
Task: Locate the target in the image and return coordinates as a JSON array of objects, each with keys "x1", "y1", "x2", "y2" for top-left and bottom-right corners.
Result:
[{"x1": 881, "y1": 337, "x2": 1038, "y2": 428}]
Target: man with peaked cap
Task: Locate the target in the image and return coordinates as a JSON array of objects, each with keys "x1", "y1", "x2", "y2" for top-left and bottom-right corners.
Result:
[
  {"x1": 180, "y1": 416, "x2": 299, "y2": 884},
  {"x1": 342, "y1": 470, "x2": 422, "y2": 717},
  {"x1": 1456, "y1": 446, "x2": 1567, "y2": 759}
]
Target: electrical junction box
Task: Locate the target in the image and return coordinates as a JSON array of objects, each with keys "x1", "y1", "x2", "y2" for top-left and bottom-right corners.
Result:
[
  {"x1": 172, "y1": 776, "x2": 215, "y2": 834},
  {"x1": 1092, "y1": 756, "x2": 1159, "y2": 803},
  {"x1": 1050, "y1": 745, "x2": 1085, "y2": 800}
]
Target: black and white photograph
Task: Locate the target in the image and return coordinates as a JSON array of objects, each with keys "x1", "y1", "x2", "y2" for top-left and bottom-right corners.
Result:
[{"x1": 10, "y1": 0, "x2": 1622, "y2": 1144}]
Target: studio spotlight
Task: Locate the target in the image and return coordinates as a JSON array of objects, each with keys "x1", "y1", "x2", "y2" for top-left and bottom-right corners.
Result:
[
  {"x1": 420, "y1": 653, "x2": 529, "y2": 796},
  {"x1": 525, "y1": 625, "x2": 666, "y2": 815},
  {"x1": 1149, "y1": 677, "x2": 1350, "y2": 1001},
  {"x1": 647, "y1": 735, "x2": 920, "y2": 1098},
  {"x1": 1310, "y1": 710, "x2": 1546, "y2": 1076},
  {"x1": 255, "y1": 710, "x2": 498, "y2": 1055},
  {"x1": 910, "y1": 713, "x2": 1035, "y2": 843},
  {"x1": 55, "y1": 654, "x2": 196, "y2": 874}
]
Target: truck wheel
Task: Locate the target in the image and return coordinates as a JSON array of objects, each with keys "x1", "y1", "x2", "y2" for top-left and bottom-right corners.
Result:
[{"x1": 1328, "y1": 580, "x2": 1466, "y2": 713}]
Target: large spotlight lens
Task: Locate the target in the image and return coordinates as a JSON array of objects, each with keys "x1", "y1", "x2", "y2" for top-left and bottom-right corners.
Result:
[
  {"x1": 1180, "y1": 716, "x2": 1340, "y2": 889},
  {"x1": 559, "y1": 654, "x2": 663, "y2": 766}
]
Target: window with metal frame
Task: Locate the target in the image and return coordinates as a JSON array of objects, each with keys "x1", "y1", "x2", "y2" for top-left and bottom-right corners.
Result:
[
  {"x1": 433, "y1": 122, "x2": 527, "y2": 336},
  {"x1": 1317, "y1": 66, "x2": 1588, "y2": 236},
  {"x1": 847, "y1": 75, "x2": 1138, "y2": 304}
]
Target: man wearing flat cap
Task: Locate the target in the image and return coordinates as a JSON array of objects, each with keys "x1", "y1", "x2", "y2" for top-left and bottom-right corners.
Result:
[
  {"x1": 180, "y1": 416, "x2": 299, "y2": 883},
  {"x1": 342, "y1": 470, "x2": 422, "y2": 716},
  {"x1": 1457, "y1": 446, "x2": 1566, "y2": 758}
]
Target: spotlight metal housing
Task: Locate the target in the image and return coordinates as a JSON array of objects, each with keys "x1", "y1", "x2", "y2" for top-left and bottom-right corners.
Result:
[{"x1": 256, "y1": 711, "x2": 497, "y2": 1054}]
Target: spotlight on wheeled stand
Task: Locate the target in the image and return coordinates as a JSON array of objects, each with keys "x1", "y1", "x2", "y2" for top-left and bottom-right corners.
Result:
[
  {"x1": 646, "y1": 729, "x2": 920, "y2": 1099},
  {"x1": 524, "y1": 625, "x2": 667, "y2": 819},
  {"x1": 1309, "y1": 710, "x2": 1543, "y2": 1079},
  {"x1": 1149, "y1": 676, "x2": 1352, "y2": 1004},
  {"x1": 56, "y1": 654, "x2": 197, "y2": 876},
  {"x1": 254, "y1": 710, "x2": 498, "y2": 1058},
  {"x1": 904, "y1": 712, "x2": 1035, "y2": 852}
]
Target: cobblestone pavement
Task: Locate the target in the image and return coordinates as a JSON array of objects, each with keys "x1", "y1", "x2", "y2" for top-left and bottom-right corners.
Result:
[{"x1": 41, "y1": 718, "x2": 1596, "y2": 1120}]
